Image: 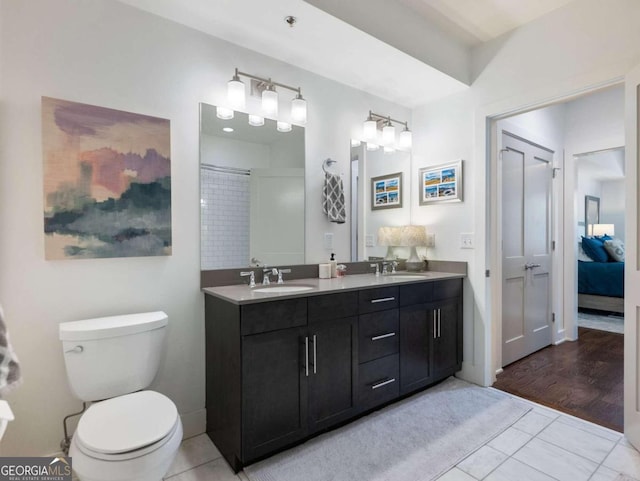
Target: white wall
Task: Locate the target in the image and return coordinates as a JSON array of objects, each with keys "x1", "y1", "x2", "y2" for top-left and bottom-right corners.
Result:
[
  {"x1": 411, "y1": 0, "x2": 640, "y2": 385},
  {"x1": 362, "y1": 148, "x2": 412, "y2": 260},
  {"x1": 0, "y1": 0, "x2": 409, "y2": 456},
  {"x1": 200, "y1": 134, "x2": 271, "y2": 170},
  {"x1": 576, "y1": 175, "x2": 603, "y2": 237},
  {"x1": 601, "y1": 179, "x2": 626, "y2": 240}
]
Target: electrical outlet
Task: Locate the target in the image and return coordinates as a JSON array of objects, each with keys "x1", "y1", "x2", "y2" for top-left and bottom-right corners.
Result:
[
  {"x1": 460, "y1": 233, "x2": 474, "y2": 249},
  {"x1": 324, "y1": 233, "x2": 334, "y2": 250},
  {"x1": 365, "y1": 235, "x2": 375, "y2": 247},
  {"x1": 426, "y1": 233, "x2": 435, "y2": 248}
]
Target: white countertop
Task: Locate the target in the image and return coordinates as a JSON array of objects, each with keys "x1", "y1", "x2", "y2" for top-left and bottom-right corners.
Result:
[{"x1": 202, "y1": 271, "x2": 464, "y2": 305}]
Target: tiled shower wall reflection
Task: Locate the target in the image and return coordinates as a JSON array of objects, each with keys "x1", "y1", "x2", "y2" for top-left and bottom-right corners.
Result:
[{"x1": 201, "y1": 168, "x2": 250, "y2": 269}]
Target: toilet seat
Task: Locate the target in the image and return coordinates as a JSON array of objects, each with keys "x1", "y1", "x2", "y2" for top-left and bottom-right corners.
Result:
[{"x1": 75, "y1": 391, "x2": 179, "y2": 461}]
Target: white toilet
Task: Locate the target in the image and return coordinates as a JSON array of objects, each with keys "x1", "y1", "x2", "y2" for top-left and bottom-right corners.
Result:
[{"x1": 59, "y1": 311, "x2": 183, "y2": 481}]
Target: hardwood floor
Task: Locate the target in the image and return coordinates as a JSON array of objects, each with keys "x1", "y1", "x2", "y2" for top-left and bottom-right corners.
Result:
[{"x1": 493, "y1": 327, "x2": 623, "y2": 432}]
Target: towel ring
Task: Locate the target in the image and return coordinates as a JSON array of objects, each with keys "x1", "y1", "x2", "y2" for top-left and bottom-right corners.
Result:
[{"x1": 322, "y1": 158, "x2": 337, "y2": 174}]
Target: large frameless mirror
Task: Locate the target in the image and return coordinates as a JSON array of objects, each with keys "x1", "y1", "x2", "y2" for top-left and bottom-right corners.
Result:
[{"x1": 200, "y1": 103, "x2": 305, "y2": 270}]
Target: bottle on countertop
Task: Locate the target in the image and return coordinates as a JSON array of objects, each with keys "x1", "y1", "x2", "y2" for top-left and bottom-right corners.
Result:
[{"x1": 330, "y1": 252, "x2": 337, "y2": 278}]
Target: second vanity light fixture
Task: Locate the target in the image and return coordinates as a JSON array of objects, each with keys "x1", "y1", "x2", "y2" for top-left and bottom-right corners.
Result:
[
  {"x1": 223, "y1": 68, "x2": 307, "y2": 130},
  {"x1": 362, "y1": 111, "x2": 412, "y2": 151}
]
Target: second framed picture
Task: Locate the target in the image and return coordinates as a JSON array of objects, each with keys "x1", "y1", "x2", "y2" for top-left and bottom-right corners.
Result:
[
  {"x1": 371, "y1": 172, "x2": 403, "y2": 210},
  {"x1": 418, "y1": 160, "x2": 463, "y2": 205}
]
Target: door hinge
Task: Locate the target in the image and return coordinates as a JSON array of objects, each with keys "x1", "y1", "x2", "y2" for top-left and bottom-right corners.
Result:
[
  {"x1": 485, "y1": 269, "x2": 490, "y2": 278},
  {"x1": 552, "y1": 312, "x2": 556, "y2": 323},
  {"x1": 552, "y1": 167, "x2": 561, "y2": 178},
  {"x1": 552, "y1": 240, "x2": 556, "y2": 251}
]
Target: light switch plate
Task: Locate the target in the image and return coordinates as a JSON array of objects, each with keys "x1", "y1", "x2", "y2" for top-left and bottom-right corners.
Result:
[
  {"x1": 365, "y1": 235, "x2": 375, "y2": 247},
  {"x1": 460, "y1": 233, "x2": 474, "y2": 249},
  {"x1": 324, "y1": 233, "x2": 334, "y2": 250},
  {"x1": 426, "y1": 233, "x2": 435, "y2": 248}
]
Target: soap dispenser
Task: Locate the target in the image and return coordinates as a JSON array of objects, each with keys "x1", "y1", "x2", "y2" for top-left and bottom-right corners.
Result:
[{"x1": 329, "y1": 253, "x2": 337, "y2": 278}]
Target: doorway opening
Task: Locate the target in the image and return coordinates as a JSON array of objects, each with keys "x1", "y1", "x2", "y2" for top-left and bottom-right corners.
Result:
[{"x1": 489, "y1": 84, "x2": 625, "y2": 432}]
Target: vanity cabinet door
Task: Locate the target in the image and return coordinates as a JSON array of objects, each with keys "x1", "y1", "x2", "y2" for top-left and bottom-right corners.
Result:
[
  {"x1": 241, "y1": 327, "x2": 308, "y2": 461},
  {"x1": 307, "y1": 316, "x2": 358, "y2": 434},
  {"x1": 399, "y1": 304, "x2": 433, "y2": 395},
  {"x1": 432, "y1": 297, "x2": 462, "y2": 380}
]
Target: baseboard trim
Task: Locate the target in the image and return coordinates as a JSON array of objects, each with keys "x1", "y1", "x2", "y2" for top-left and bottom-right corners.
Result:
[{"x1": 181, "y1": 408, "x2": 206, "y2": 439}]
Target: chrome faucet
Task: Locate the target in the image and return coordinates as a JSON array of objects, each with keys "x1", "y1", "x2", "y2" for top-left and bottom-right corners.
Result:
[
  {"x1": 263, "y1": 267, "x2": 278, "y2": 285},
  {"x1": 391, "y1": 261, "x2": 398, "y2": 274},
  {"x1": 382, "y1": 261, "x2": 390, "y2": 275},
  {"x1": 277, "y1": 268, "x2": 291, "y2": 284},
  {"x1": 370, "y1": 263, "x2": 380, "y2": 277},
  {"x1": 240, "y1": 271, "x2": 256, "y2": 288}
]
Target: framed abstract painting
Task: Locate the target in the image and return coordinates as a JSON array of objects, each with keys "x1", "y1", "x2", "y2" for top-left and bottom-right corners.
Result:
[{"x1": 42, "y1": 97, "x2": 171, "y2": 260}]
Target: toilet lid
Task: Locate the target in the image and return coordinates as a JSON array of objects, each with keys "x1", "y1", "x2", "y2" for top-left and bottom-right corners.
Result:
[{"x1": 76, "y1": 391, "x2": 178, "y2": 454}]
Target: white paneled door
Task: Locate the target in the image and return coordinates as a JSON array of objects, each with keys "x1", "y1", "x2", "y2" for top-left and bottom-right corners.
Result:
[
  {"x1": 501, "y1": 132, "x2": 553, "y2": 366},
  {"x1": 624, "y1": 66, "x2": 640, "y2": 449}
]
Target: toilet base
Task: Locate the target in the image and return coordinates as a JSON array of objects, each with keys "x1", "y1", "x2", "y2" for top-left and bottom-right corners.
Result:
[{"x1": 70, "y1": 419, "x2": 182, "y2": 481}]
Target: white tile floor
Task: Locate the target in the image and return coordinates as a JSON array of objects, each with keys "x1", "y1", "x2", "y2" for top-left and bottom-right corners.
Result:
[{"x1": 163, "y1": 393, "x2": 640, "y2": 481}]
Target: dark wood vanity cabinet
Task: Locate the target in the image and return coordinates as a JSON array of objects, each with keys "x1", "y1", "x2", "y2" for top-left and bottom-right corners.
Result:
[
  {"x1": 205, "y1": 277, "x2": 462, "y2": 471},
  {"x1": 241, "y1": 326, "x2": 308, "y2": 461},
  {"x1": 399, "y1": 279, "x2": 463, "y2": 395},
  {"x1": 307, "y1": 290, "x2": 359, "y2": 433}
]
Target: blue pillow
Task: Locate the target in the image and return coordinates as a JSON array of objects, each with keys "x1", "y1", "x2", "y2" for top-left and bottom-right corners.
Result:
[{"x1": 581, "y1": 236, "x2": 609, "y2": 262}]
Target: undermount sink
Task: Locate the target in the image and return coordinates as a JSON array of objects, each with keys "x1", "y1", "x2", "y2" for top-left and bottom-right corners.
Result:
[{"x1": 253, "y1": 285, "x2": 315, "y2": 293}]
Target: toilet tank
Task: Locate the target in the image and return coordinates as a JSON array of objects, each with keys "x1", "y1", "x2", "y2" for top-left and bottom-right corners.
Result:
[{"x1": 59, "y1": 312, "x2": 168, "y2": 402}]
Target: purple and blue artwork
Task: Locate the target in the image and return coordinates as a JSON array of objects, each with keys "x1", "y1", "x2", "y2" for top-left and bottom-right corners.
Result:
[{"x1": 42, "y1": 97, "x2": 171, "y2": 259}]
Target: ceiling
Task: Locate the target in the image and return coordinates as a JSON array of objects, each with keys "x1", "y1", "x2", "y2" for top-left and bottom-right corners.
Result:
[
  {"x1": 395, "y1": 0, "x2": 578, "y2": 46},
  {"x1": 118, "y1": 0, "x2": 579, "y2": 107},
  {"x1": 577, "y1": 148, "x2": 625, "y2": 181}
]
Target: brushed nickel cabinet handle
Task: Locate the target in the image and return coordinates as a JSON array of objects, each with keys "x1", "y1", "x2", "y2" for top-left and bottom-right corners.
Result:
[
  {"x1": 312, "y1": 334, "x2": 317, "y2": 374},
  {"x1": 438, "y1": 309, "x2": 441, "y2": 338},
  {"x1": 433, "y1": 311, "x2": 437, "y2": 339},
  {"x1": 371, "y1": 332, "x2": 396, "y2": 341},
  {"x1": 370, "y1": 297, "x2": 395, "y2": 304},
  {"x1": 372, "y1": 378, "x2": 396, "y2": 390},
  {"x1": 305, "y1": 336, "x2": 309, "y2": 377}
]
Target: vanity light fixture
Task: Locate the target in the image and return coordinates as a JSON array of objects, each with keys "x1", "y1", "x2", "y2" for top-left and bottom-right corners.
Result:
[
  {"x1": 363, "y1": 111, "x2": 412, "y2": 150},
  {"x1": 248, "y1": 114, "x2": 264, "y2": 127},
  {"x1": 225, "y1": 68, "x2": 307, "y2": 124},
  {"x1": 262, "y1": 84, "x2": 279, "y2": 117},
  {"x1": 216, "y1": 106, "x2": 234, "y2": 120},
  {"x1": 399, "y1": 126, "x2": 412, "y2": 149},
  {"x1": 227, "y1": 69, "x2": 246, "y2": 109},
  {"x1": 277, "y1": 121, "x2": 292, "y2": 132},
  {"x1": 382, "y1": 119, "x2": 395, "y2": 146},
  {"x1": 363, "y1": 113, "x2": 377, "y2": 141}
]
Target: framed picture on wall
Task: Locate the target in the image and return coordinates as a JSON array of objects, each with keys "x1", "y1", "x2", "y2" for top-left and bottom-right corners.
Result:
[
  {"x1": 418, "y1": 160, "x2": 463, "y2": 205},
  {"x1": 371, "y1": 172, "x2": 403, "y2": 210}
]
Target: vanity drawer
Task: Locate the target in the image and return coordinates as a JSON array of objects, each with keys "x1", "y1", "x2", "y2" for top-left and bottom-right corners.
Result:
[
  {"x1": 359, "y1": 310, "x2": 399, "y2": 363},
  {"x1": 358, "y1": 354, "x2": 399, "y2": 410},
  {"x1": 358, "y1": 287, "x2": 399, "y2": 314},
  {"x1": 240, "y1": 298, "x2": 307, "y2": 335},
  {"x1": 433, "y1": 278, "x2": 462, "y2": 301},
  {"x1": 308, "y1": 292, "x2": 358, "y2": 323},
  {"x1": 400, "y1": 282, "x2": 433, "y2": 306}
]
